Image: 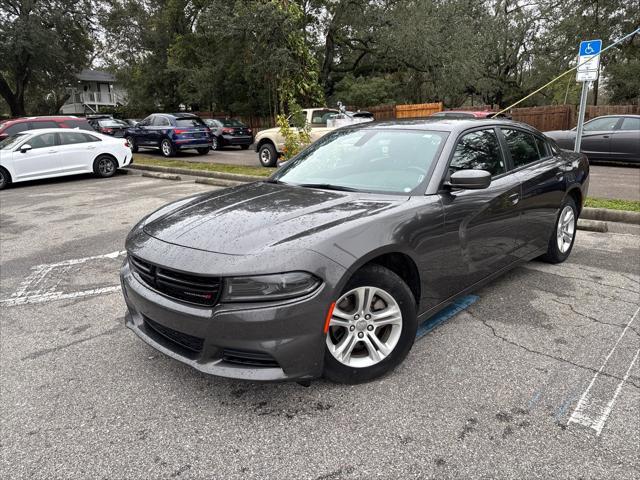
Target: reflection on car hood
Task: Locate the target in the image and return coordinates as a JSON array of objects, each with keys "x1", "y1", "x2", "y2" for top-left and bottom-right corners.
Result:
[{"x1": 143, "y1": 182, "x2": 404, "y2": 254}]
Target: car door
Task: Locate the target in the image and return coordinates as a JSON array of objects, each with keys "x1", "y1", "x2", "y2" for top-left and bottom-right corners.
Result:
[
  {"x1": 437, "y1": 127, "x2": 521, "y2": 292},
  {"x1": 150, "y1": 115, "x2": 171, "y2": 146},
  {"x1": 11, "y1": 132, "x2": 61, "y2": 180},
  {"x1": 580, "y1": 116, "x2": 620, "y2": 161},
  {"x1": 135, "y1": 116, "x2": 153, "y2": 145},
  {"x1": 499, "y1": 128, "x2": 566, "y2": 257},
  {"x1": 609, "y1": 117, "x2": 640, "y2": 164},
  {"x1": 57, "y1": 131, "x2": 100, "y2": 172}
]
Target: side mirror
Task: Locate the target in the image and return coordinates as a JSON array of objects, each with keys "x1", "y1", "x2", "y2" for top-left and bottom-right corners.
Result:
[
  {"x1": 19, "y1": 144, "x2": 33, "y2": 153},
  {"x1": 447, "y1": 169, "x2": 491, "y2": 189}
]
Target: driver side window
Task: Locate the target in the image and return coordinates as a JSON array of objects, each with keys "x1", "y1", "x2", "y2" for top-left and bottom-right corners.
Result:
[
  {"x1": 450, "y1": 129, "x2": 505, "y2": 177},
  {"x1": 28, "y1": 133, "x2": 57, "y2": 150}
]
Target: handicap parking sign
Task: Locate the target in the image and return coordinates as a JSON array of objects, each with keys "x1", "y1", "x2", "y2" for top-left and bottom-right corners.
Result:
[
  {"x1": 577, "y1": 39, "x2": 602, "y2": 82},
  {"x1": 579, "y1": 40, "x2": 602, "y2": 56}
]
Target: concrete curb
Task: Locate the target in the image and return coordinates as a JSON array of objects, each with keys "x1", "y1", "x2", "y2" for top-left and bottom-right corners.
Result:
[
  {"x1": 582, "y1": 207, "x2": 640, "y2": 225},
  {"x1": 141, "y1": 172, "x2": 181, "y2": 181},
  {"x1": 577, "y1": 218, "x2": 608, "y2": 233},
  {"x1": 126, "y1": 164, "x2": 265, "y2": 183}
]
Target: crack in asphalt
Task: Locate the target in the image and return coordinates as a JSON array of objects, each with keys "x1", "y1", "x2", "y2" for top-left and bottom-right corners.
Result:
[
  {"x1": 525, "y1": 268, "x2": 640, "y2": 295},
  {"x1": 551, "y1": 298, "x2": 640, "y2": 337},
  {"x1": 474, "y1": 314, "x2": 640, "y2": 390}
]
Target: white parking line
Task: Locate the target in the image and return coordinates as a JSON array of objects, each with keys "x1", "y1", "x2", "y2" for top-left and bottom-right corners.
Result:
[
  {"x1": 567, "y1": 307, "x2": 639, "y2": 435},
  {"x1": 0, "y1": 251, "x2": 125, "y2": 307}
]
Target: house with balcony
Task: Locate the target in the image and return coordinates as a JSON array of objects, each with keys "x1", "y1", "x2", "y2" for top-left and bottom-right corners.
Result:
[{"x1": 60, "y1": 69, "x2": 127, "y2": 115}]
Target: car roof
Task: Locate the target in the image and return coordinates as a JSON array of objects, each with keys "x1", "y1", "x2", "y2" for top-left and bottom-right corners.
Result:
[
  {"x1": 341, "y1": 118, "x2": 542, "y2": 135},
  {"x1": 18, "y1": 128, "x2": 101, "y2": 135},
  {"x1": 1, "y1": 116, "x2": 83, "y2": 125},
  {"x1": 590, "y1": 114, "x2": 640, "y2": 119}
]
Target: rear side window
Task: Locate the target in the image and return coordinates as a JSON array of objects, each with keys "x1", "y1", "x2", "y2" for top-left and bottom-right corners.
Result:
[
  {"x1": 450, "y1": 129, "x2": 506, "y2": 177},
  {"x1": 28, "y1": 133, "x2": 57, "y2": 149},
  {"x1": 502, "y1": 129, "x2": 540, "y2": 168},
  {"x1": 175, "y1": 118, "x2": 206, "y2": 127},
  {"x1": 620, "y1": 117, "x2": 640, "y2": 131},
  {"x1": 311, "y1": 109, "x2": 338, "y2": 126},
  {"x1": 59, "y1": 132, "x2": 93, "y2": 145},
  {"x1": 3, "y1": 123, "x2": 29, "y2": 135}
]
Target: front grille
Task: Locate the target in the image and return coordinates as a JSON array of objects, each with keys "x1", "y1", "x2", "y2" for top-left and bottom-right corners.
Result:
[
  {"x1": 144, "y1": 316, "x2": 204, "y2": 353},
  {"x1": 129, "y1": 255, "x2": 222, "y2": 306},
  {"x1": 222, "y1": 348, "x2": 280, "y2": 368}
]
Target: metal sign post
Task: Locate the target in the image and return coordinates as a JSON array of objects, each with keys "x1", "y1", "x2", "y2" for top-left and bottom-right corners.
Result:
[{"x1": 574, "y1": 39, "x2": 602, "y2": 152}]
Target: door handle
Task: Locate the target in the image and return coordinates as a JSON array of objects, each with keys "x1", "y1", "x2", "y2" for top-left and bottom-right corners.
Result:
[
  {"x1": 508, "y1": 193, "x2": 520, "y2": 205},
  {"x1": 602, "y1": 135, "x2": 610, "y2": 138},
  {"x1": 47, "y1": 149, "x2": 57, "y2": 153},
  {"x1": 86, "y1": 146, "x2": 96, "y2": 150}
]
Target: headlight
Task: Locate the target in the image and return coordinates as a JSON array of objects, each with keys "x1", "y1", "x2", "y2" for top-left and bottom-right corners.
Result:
[{"x1": 221, "y1": 272, "x2": 321, "y2": 302}]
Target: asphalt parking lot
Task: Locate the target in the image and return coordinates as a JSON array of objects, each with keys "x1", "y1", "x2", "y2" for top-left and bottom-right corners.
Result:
[{"x1": 1, "y1": 173, "x2": 639, "y2": 479}]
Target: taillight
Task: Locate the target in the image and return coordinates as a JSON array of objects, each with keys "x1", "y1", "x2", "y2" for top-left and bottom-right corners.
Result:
[
  {"x1": 174, "y1": 129, "x2": 187, "y2": 134},
  {"x1": 124, "y1": 140, "x2": 130, "y2": 148},
  {"x1": 101, "y1": 127, "x2": 113, "y2": 134},
  {"x1": 222, "y1": 128, "x2": 234, "y2": 134},
  {"x1": 247, "y1": 128, "x2": 252, "y2": 133}
]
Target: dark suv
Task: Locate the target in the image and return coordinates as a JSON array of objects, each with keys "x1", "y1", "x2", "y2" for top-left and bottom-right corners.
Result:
[
  {"x1": 125, "y1": 113, "x2": 212, "y2": 157},
  {"x1": 203, "y1": 118, "x2": 253, "y2": 150},
  {"x1": 0, "y1": 116, "x2": 94, "y2": 140}
]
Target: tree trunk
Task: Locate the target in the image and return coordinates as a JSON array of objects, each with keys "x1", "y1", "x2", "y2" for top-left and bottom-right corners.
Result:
[{"x1": 0, "y1": 76, "x2": 26, "y2": 116}]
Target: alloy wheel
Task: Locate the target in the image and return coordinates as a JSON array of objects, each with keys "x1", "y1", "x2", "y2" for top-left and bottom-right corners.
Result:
[
  {"x1": 212, "y1": 137, "x2": 218, "y2": 150},
  {"x1": 556, "y1": 205, "x2": 575, "y2": 253},
  {"x1": 98, "y1": 157, "x2": 115, "y2": 176},
  {"x1": 326, "y1": 286, "x2": 403, "y2": 368},
  {"x1": 162, "y1": 141, "x2": 172, "y2": 156},
  {"x1": 260, "y1": 148, "x2": 271, "y2": 164}
]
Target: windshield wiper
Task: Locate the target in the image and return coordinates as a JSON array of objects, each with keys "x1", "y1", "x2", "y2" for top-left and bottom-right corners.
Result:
[{"x1": 294, "y1": 183, "x2": 361, "y2": 192}]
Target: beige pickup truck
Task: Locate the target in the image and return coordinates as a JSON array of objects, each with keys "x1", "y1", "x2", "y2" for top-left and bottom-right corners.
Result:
[{"x1": 254, "y1": 108, "x2": 339, "y2": 167}]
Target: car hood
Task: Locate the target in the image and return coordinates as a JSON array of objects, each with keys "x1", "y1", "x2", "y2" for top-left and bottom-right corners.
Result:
[{"x1": 142, "y1": 182, "x2": 406, "y2": 255}]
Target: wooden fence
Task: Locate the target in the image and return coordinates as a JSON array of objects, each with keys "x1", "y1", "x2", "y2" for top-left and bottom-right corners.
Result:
[
  {"x1": 395, "y1": 102, "x2": 443, "y2": 118},
  {"x1": 511, "y1": 104, "x2": 640, "y2": 131}
]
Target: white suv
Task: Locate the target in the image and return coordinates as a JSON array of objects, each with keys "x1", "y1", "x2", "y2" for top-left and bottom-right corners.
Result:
[{"x1": 254, "y1": 108, "x2": 339, "y2": 167}]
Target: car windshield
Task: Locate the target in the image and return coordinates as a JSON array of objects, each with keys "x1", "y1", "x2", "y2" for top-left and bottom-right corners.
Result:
[
  {"x1": 220, "y1": 119, "x2": 245, "y2": 127},
  {"x1": 0, "y1": 133, "x2": 27, "y2": 150},
  {"x1": 274, "y1": 128, "x2": 447, "y2": 194},
  {"x1": 175, "y1": 118, "x2": 206, "y2": 127}
]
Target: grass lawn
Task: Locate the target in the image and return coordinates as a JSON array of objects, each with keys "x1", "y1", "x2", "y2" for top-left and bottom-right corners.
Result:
[
  {"x1": 585, "y1": 197, "x2": 640, "y2": 212},
  {"x1": 133, "y1": 154, "x2": 272, "y2": 177}
]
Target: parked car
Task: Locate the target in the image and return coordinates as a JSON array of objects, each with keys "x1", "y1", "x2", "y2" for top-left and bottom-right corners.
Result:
[
  {"x1": 544, "y1": 115, "x2": 640, "y2": 164},
  {"x1": 203, "y1": 118, "x2": 253, "y2": 150},
  {"x1": 93, "y1": 118, "x2": 130, "y2": 137},
  {"x1": 430, "y1": 110, "x2": 511, "y2": 120},
  {"x1": 125, "y1": 113, "x2": 212, "y2": 157},
  {"x1": 121, "y1": 119, "x2": 588, "y2": 384},
  {"x1": 0, "y1": 128, "x2": 132, "y2": 190},
  {"x1": 0, "y1": 116, "x2": 94, "y2": 140},
  {"x1": 254, "y1": 107, "x2": 339, "y2": 167}
]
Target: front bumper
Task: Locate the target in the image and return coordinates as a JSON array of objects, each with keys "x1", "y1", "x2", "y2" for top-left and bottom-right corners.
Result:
[{"x1": 121, "y1": 258, "x2": 334, "y2": 381}]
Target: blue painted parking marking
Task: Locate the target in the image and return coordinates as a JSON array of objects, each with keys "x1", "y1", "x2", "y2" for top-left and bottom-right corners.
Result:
[{"x1": 416, "y1": 295, "x2": 479, "y2": 339}]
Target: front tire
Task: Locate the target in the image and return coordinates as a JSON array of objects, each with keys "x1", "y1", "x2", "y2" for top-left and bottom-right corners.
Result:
[
  {"x1": 160, "y1": 139, "x2": 176, "y2": 157},
  {"x1": 258, "y1": 142, "x2": 277, "y2": 167},
  {"x1": 0, "y1": 166, "x2": 11, "y2": 190},
  {"x1": 323, "y1": 265, "x2": 417, "y2": 384},
  {"x1": 196, "y1": 147, "x2": 209, "y2": 155},
  {"x1": 93, "y1": 155, "x2": 118, "y2": 178},
  {"x1": 540, "y1": 197, "x2": 578, "y2": 264},
  {"x1": 211, "y1": 136, "x2": 220, "y2": 151}
]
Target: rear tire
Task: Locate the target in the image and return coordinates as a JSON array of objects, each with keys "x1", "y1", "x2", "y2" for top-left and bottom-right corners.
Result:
[
  {"x1": 323, "y1": 265, "x2": 417, "y2": 384},
  {"x1": 258, "y1": 143, "x2": 277, "y2": 167},
  {"x1": 211, "y1": 136, "x2": 220, "y2": 151},
  {"x1": 126, "y1": 136, "x2": 138, "y2": 153},
  {"x1": 540, "y1": 197, "x2": 578, "y2": 264},
  {"x1": 0, "y1": 166, "x2": 11, "y2": 190},
  {"x1": 196, "y1": 147, "x2": 209, "y2": 155},
  {"x1": 160, "y1": 139, "x2": 176, "y2": 157},
  {"x1": 93, "y1": 155, "x2": 118, "y2": 178}
]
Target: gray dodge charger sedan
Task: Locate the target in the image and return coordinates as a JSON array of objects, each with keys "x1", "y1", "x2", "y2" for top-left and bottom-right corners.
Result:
[{"x1": 121, "y1": 119, "x2": 589, "y2": 384}]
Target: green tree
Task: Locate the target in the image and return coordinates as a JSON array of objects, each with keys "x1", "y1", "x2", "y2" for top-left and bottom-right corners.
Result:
[{"x1": 0, "y1": 0, "x2": 95, "y2": 116}]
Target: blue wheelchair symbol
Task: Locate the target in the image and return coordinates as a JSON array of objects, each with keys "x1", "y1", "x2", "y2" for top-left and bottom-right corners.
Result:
[{"x1": 584, "y1": 43, "x2": 595, "y2": 54}]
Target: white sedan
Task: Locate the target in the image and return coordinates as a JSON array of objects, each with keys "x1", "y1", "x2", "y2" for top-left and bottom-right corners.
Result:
[{"x1": 0, "y1": 128, "x2": 133, "y2": 190}]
